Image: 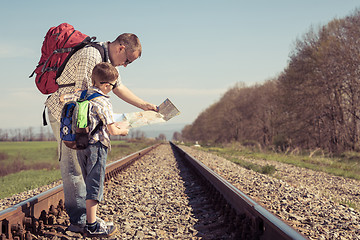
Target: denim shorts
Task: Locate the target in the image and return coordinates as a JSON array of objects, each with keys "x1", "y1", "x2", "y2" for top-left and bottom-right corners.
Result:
[{"x1": 77, "y1": 142, "x2": 108, "y2": 202}]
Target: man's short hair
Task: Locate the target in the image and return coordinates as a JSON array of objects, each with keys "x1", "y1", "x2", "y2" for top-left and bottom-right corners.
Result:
[
  {"x1": 114, "y1": 33, "x2": 142, "y2": 57},
  {"x1": 92, "y1": 62, "x2": 119, "y2": 85}
]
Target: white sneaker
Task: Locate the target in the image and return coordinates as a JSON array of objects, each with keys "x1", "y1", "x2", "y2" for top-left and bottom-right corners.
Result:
[
  {"x1": 96, "y1": 216, "x2": 114, "y2": 226},
  {"x1": 84, "y1": 220, "x2": 117, "y2": 238},
  {"x1": 67, "y1": 218, "x2": 112, "y2": 234},
  {"x1": 67, "y1": 223, "x2": 85, "y2": 233}
]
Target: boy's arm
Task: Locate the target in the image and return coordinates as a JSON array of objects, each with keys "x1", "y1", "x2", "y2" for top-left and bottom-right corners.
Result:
[{"x1": 106, "y1": 123, "x2": 129, "y2": 136}]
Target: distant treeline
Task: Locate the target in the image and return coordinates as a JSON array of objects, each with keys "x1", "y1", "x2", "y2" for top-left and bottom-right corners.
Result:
[
  {"x1": 0, "y1": 127, "x2": 55, "y2": 141},
  {"x1": 0, "y1": 126, "x2": 166, "y2": 142},
  {"x1": 182, "y1": 9, "x2": 360, "y2": 154}
]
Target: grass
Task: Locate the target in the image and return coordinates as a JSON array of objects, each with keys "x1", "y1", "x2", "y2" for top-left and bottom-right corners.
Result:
[
  {"x1": 200, "y1": 143, "x2": 360, "y2": 180},
  {"x1": 339, "y1": 199, "x2": 357, "y2": 209},
  {"x1": 225, "y1": 155, "x2": 277, "y2": 175},
  {"x1": 0, "y1": 169, "x2": 61, "y2": 199},
  {"x1": 0, "y1": 141, "x2": 58, "y2": 176},
  {"x1": 0, "y1": 139, "x2": 157, "y2": 199}
]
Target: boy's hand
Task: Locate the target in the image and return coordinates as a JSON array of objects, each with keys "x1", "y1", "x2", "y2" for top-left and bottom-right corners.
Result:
[
  {"x1": 108, "y1": 122, "x2": 129, "y2": 136},
  {"x1": 115, "y1": 121, "x2": 130, "y2": 129},
  {"x1": 120, "y1": 128, "x2": 129, "y2": 136}
]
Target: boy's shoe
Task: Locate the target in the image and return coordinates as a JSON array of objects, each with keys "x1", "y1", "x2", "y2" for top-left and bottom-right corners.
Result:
[
  {"x1": 84, "y1": 220, "x2": 117, "y2": 238},
  {"x1": 96, "y1": 217, "x2": 114, "y2": 226},
  {"x1": 66, "y1": 218, "x2": 113, "y2": 234}
]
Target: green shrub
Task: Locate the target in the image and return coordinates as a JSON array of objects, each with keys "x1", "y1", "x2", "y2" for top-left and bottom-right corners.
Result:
[
  {"x1": 261, "y1": 164, "x2": 276, "y2": 175},
  {"x1": 273, "y1": 135, "x2": 289, "y2": 152}
]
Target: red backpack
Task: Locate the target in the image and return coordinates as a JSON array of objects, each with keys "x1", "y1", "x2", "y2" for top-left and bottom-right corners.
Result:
[{"x1": 29, "y1": 23, "x2": 106, "y2": 94}]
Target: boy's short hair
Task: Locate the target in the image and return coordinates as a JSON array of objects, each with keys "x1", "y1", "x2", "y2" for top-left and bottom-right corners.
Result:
[{"x1": 92, "y1": 62, "x2": 119, "y2": 85}]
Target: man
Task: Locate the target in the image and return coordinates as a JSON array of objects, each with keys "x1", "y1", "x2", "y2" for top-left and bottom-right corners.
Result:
[{"x1": 46, "y1": 33, "x2": 157, "y2": 233}]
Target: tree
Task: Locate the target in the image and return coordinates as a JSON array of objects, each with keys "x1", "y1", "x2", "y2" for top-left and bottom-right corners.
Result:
[
  {"x1": 172, "y1": 131, "x2": 182, "y2": 141},
  {"x1": 156, "y1": 134, "x2": 166, "y2": 141}
]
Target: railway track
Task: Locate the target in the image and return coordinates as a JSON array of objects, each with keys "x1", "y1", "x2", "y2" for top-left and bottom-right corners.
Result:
[{"x1": 0, "y1": 142, "x2": 307, "y2": 240}]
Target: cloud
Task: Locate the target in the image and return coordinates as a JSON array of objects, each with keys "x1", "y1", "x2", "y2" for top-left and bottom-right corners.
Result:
[{"x1": 0, "y1": 44, "x2": 35, "y2": 58}]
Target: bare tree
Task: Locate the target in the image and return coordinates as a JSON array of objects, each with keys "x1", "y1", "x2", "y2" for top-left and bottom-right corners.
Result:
[
  {"x1": 156, "y1": 134, "x2": 166, "y2": 141},
  {"x1": 172, "y1": 131, "x2": 182, "y2": 141}
]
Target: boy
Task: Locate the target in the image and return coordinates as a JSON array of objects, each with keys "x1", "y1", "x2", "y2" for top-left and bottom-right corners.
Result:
[{"x1": 62, "y1": 62, "x2": 129, "y2": 237}]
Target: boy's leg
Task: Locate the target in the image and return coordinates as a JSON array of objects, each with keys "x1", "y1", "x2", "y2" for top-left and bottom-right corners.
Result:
[
  {"x1": 79, "y1": 142, "x2": 107, "y2": 205},
  {"x1": 77, "y1": 142, "x2": 107, "y2": 224},
  {"x1": 86, "y1": 199, "x2": 98, "y2": 224},
  {"x1": 48, "y1": 111, "x2": 87, "y2": 228},
  {"x1": 79, "y1": 142, "x2": 117, "y2": 237}
]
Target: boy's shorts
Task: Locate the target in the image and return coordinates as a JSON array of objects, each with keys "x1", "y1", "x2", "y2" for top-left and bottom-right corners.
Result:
[{"x1": 77, "y1": 142, "x2": 108, "y2": 202}]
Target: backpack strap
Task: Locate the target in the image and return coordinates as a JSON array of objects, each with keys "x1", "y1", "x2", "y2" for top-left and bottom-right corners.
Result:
[
  {"x1": 80, "y1": 89, "x2": 88, "y2": 100},
  {"x1": 87, "y1": 42, "x2": 108, "y2": 62},
  {"x1": 79, "y1": 89, "x2": 104, "y2": 101},
  {"x1": 86, "y1": 92, "x2": 103, "y2": 101},
  {"x1": 42, "y1": 106, "x2": 48, "y2": 126},
  {"x1": 57, "y1": 40, "x2": 108, "y2": 89},
  {"x1": 82, "y1": 90, "x2": 105, "y2": 136},
  {"x1": 91, "y1": 121, "x2": 103, "y2": 135},
  {"x1": 56, "y1": 37, "x2": 93, "y2": 80}
]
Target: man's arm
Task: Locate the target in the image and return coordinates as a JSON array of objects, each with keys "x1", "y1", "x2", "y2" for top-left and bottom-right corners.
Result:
[{"x1": 112, "y1": 84, "x2": 158, "y2": 111}]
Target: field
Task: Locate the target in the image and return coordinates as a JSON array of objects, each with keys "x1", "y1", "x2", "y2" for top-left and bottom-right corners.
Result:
[{"x1": 0, "y1": 140, "x2": 157, "y2": 199}]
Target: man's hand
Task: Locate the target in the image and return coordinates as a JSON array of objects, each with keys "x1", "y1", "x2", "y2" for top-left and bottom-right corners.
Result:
[
  {"x1": 142, "y1": 102, "x2": 158, "y2": 112},
  {"x1": 113, "y1": 84, "x2": 159, "y2": 112}
]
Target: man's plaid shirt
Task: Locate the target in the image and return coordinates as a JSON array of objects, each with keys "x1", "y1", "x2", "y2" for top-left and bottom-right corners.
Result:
[{"x1": 45, "y1": 42, "x2": 121, "y2": 122}]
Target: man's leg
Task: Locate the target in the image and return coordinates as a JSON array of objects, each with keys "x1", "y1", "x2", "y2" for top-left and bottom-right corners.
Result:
[{"x1": 48, "y1": 111, "x2": 87, "y2": 227}]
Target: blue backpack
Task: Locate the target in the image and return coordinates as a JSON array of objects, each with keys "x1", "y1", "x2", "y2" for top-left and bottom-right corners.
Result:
[{"x1": 60, "y1": 90, "x2": 103, "y2": 150}]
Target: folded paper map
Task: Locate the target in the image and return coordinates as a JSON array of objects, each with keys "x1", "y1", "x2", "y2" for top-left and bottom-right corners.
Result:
[{"x1": 113, "y1": 98, "x2": 180, "y2": 128}]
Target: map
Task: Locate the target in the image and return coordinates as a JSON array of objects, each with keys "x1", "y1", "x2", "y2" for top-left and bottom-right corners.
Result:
[{"x1": 113, "y1": 98, "x2": 180, "y2": 128}]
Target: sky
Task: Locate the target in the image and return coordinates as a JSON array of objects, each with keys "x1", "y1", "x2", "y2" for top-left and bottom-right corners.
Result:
[{"x1": 1, "y1": 0, "x2": 359, "y2": 133}]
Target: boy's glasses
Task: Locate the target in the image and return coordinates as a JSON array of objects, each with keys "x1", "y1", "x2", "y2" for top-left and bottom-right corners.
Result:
[{"x1": 100, "y1": 81, "x2": 118, "y2": 89}]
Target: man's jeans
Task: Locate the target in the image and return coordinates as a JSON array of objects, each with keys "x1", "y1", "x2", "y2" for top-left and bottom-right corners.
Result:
[{"x1": 48, "y1": 111, "x2": 87, "y2": 225}]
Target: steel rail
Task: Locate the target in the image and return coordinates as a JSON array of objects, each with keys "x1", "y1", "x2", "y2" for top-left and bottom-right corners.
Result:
[
  {"x1": 170, "y1": 142, "x2": 308, "y2": 240},
  {"x1": 0, "y1": 143, "x2": 160, "y2": 240}
]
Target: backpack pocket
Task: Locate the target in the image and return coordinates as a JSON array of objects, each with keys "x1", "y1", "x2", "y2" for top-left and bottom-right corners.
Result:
[{"x1": 76, "y1": 127, "x2": 90, "y2": 149}]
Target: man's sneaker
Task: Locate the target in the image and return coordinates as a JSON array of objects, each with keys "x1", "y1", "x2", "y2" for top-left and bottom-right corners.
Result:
[
  {"x1": 67, "y1": 223, "x2": 85, "y2": 233},
  {"x1": 84, "y1": 220, "x2": 117, "y2": 238}
]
